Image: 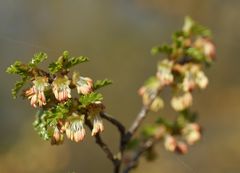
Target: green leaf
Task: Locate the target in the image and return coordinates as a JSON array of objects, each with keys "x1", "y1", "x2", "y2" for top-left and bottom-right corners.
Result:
[
  {"x1": 144, "y1": 76, "x2": 159, "y2": 89},
  {"x1": 33, "y1": 110, "x2": 52, "y2": 140},
  {"x1": 79, "y1": 92, "x2": 103, "y2": 107},
  {"x1": 141, "y1": 125, "x2": 157, "y2": 139},
  {"x1": 93, "y1": 79, "x2": 112, "y2": 90},
  {"x1": 183, "y1": 16, "x2": 211, "y2": 37},
  {"x1": 192, "y1": 23, "x2": 211, "y2": 37},
  {"x1": 126, "y1": 138, "x2": 140, "y2": 150},
  {"x1": 151, "y1": 44, "x2": 172, "y2": 55},
  {"x1": 29, "y1": 52, "x2": 47, "y2": 67},
  {"x1": 48, "y1": 61, "x2": 63, "y2": 74},
  {"x1": 155, "y1": 117, "x2": 174, "y2": 128},
  {"x1": 6, "y1": 61, "x2": 29, "y2": 76},
  {"x1": 65, "y1": 56, "x2": 89, "y2": 68},
  {"x1": 186, "y1": 47, "x2": 205, "y2": 61},
  {"x1": 183, "y1": 16, "x2": 195, "y2": 34},
  {"x1": 11, "y1": 76, "x2": 29, "y2": 99}
]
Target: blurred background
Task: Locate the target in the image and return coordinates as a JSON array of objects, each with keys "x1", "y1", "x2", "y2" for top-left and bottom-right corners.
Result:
[{"x1": 0, "y1": 0, "x2": 239, "y2": 173}]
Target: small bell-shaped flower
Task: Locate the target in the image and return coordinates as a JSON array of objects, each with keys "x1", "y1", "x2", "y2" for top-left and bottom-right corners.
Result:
[
  {"x1": 51, "y1": 127, "x2": 64, "y2": 145},
  {"x1": 73, "y1": 72, "x2": 93, "y2": 95},
  {"x1": 164, "y1": 135, "x2": 177, "y2": 152},
  {"x1": 171, "y1": 92, "x2": 193, "y2": 111},
  {"x1": 182, "y1": 123, "x2": 201, "y2": 145},
  {"x1": 182, "y1": 65, "x2": 208, "y2": 92},
  {"x1": 52, "y1": 76, "x2": 71, "y2": 101},
  {"x1": 156, "y1": 59, "x2": 174, "y2": 86},
  {"x1": 176, "y1": 141, "x2": 188, "y2": 154},
  {"x1": 25, "y1": 76, "x2": 49, "y2": 107},
  {"x1": 87, "y1": 101, "x2": 105, "y2": 136},
  {"x1": 195, "y1": 71, "x2": 208, "y2": 89},
  {"x1": 91, "y1": 115, "x2": 104, "y2": 136},
  {"x1": 65, "y1": 113, "x2": 86, "y2": 142},
  {"x1": 195, "y1": 37, "x2": 216, "y2": 61}
]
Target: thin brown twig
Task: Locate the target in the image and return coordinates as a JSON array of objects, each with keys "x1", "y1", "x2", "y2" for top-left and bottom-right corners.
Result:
[
  {"x1": 85, "y1": 120, "x2": 118, "y2": 169},
  {"x1": 100, "y1": 112, "x2": 126, "y2": 139},
  {"x1": 123, "y1": 138, "x2": 158, "y2": 173},
  {"x1": 124, "y1": 91, "x2": 159, "y2": 146}
]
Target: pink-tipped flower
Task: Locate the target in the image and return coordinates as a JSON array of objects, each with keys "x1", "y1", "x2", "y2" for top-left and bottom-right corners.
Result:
[
  {"x1": 76, "y1": 77, "x2": 93, "y2": 95},
  {"x1": 25, "y1": 76, "x2": 49, "y2": 108},
  {"x1": 51, "y1": 127, "x2": 64, "y2": 145},
  {"x1": 176, "y1": 141, "x2": 188, "y2": 154},
  {"x1": 65, "y1": 114, "x2": 86, "y2": 142},
  {"x1": 52, "y1": 76, "x2": 71, "y2": 102},
  {"x1": 164, "y1": 135, "x2": 177, "y2": 152},
  {"x1": 182, "y1": 65, "x2": 208, "y2": 92},
  {"x1": 91, "y1": 115, "x2": 104, "y2": 136},
  {"x1": 182, "y1": 123, "x2": 201, "y2": 145},
  {"x1": 171, "y1": 92, "x2": 193, "y2": 111},
  {"x1": 195, "y1": 37, "x2": 216, "y2": 61},
  {"x1": 156, "y1": 59, "x2": 174, "y2": 86}
]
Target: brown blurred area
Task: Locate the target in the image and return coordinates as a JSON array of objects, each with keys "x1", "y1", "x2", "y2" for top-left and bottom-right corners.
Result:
[{"x1": 0, "y1": 0, "x2": 239, "y2": 173}]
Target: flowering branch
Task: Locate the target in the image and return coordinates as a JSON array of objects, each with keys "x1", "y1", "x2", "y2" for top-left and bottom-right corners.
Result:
[{"x1": 6, "y1": 16, "x2": 215, "y2": 173}]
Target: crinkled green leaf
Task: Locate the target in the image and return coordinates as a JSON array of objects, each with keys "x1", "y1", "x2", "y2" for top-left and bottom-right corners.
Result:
[
  {"x1": 79, "y1": 92, "x2": 103, "y2": 107},
  {"x1": 6, "y1": 61, "x2": 29, "y2": 76},
  {"x1": 155, "y1": 117, "x2": 174, "y2": 128},
  {"x1": 11, "y1": 76, "x2": 29, "y2": 99},
  {"x1": 48, "y1": 60, "x2": 63, "y2": 74},
  {"x1": 144, "y1": 76, "x2": 159, "y2": 89},
  {"x1": 93, "y1": 79, "x2": 112, "y2": 90},
  {"x1": 126, "y1": 138, "x2": 140, "y2": 150},
  {"x1": 183, "y1": 16, "x2": 211, "y2": 37},
  {"x1": 141, "y1": 125, "x2": 158, "y2": 139},
  {"x1": 33, "y1": 110, "x2": 52, "y2": 140},
  {"x1": 186, "y1": 47, "x2": 205, "y2": 61},
  {"x1": 151, "y1": 44, "x2": 173, "y2": 55},
  {"x1": 65, "y1": 56, "x2": 89, "y2": 68},
  {"x1": 29, "y1": 52, "x2": 47, "y2": 67}
]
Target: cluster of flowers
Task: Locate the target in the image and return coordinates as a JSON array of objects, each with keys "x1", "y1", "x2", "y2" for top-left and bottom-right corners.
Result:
[
  {"x1": 51, "y1": 102, "x2": 104, "y2": 144},
  {"x1": 163, "y1": 123, "x2": 201, "y2": 154},
  {"x1": 138, "y1": 24, "x2": 215, "y2": 154},
  {"x1": 25, "y1": 73, "x2": 104, "y2": 144}
]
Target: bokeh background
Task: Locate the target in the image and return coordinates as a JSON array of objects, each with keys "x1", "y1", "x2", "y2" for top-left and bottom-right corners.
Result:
[{"x1": 0, "y1": 0, "x2": 239, "y2": 173}]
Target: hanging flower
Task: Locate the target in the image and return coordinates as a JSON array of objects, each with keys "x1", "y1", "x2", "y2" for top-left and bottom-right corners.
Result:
[
  {"x1": 52, "y1": 76, "x2": 71, "y2": 102},
  {"x1": 65, "y1": 113, "x2": 86, "y2": 142},
  {"x1": 182, "y1": 123, "x2": 201, "y2": 145},
  {"x1": 156, "y1": 59, "x2": 174, "y2": 86},
  {"x1": 76, "y1": 77, "x2": 93, "y2": 95},
  {"x1": 164, "y1": 135, "x2": 177, "y2": 152},
  {"x1": 176, "y1": 141, "x2": 188, "y2": 154},
  {"x1": 51, "y1": 127, "x2": 64, "y2": 145},
  {"x1": 182, "y1": 65, "x2": 208, "y2": 92},
  {"x1": 86, "y1": 101, "x2": 105, "y2": 136},
  {"x1": 195, "y1": 71, "x2": 208, "y2": 89},
  {"x1": 91, "y1": 115, "x2": 104, "y2": 136},
  {"x1": 171, "y1": 92, "x2": 193, "y2": 111},
  {"x1": 195, "y1": 37, "x2": 216, "y2": 61},
  {"x1": 25, "y1": 76, "x2": 49, "y2": 107}
]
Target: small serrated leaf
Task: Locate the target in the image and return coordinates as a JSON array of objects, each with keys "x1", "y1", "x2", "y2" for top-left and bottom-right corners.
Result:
[
  {"x1": 93, "y1": 79, "x2": 112, "y2": 90},
  {"x1": 126, "y1": 138, "x2": 140, "y2": 150},
  {"x1": 48, "y1": 61, "x2": 63, "y2": 74},
  {"x1": 11, "y1": 76, "x2": 29, "y2": 99},
  {"x1": 186, "y1": 47, "x2": 205, "y2": 61},
  {"x1": 151, "y1": 44, "x2": 172, "y2": 55},
  {"x1": 29, "y1": 52, "x2": 47, "y2": 67},
  {"x1": 65, "y1": 56, "x2": 89, "y2": 68},
  {"x1": 79, "y1": 92, "x2": 103, "y2": 107},
  {"x1": 141, "y1": 125, "x2": 158, "y2": 139},
  {"x1": 6, "y1": 61, "x2": 29, "y2": 76}
]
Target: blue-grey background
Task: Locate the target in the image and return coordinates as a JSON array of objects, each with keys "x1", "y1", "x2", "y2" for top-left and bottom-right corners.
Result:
[{"x1": 0, "y1": 0, "x2": 239, "y2": 173}]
